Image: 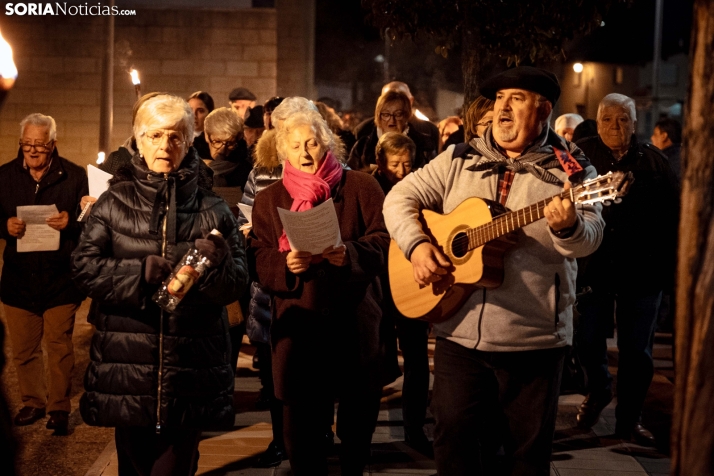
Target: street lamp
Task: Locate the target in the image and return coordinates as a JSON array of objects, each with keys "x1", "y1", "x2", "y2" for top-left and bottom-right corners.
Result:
[{"x1": 0, "y1": 28, "x2": 18, "y2": 110}]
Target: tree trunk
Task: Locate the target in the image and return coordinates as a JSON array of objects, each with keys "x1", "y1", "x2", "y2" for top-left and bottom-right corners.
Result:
[
  {"x1": 461, "y1": 28, "x2": 483, "y2": 108},
  {"x1": 671, "y1": 1, "x2": 714, "y2": 474}
]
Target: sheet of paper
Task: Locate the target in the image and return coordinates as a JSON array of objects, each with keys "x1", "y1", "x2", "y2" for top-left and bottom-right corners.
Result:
[
  {"x1": 88, "y1": 164, "x2": 113, "y2": 198},
  {"x1": 16, "y1": 204, "x2": 60, "y2": 252},
  {"x1": 277, "y1": 198, "x2": 343, "y2": 255},
  {"x1": 237, "y1": 203, "x2": 253, "y2": 225}
]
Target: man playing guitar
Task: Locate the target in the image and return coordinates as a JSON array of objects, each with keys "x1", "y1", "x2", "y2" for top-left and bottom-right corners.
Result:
[{"x1": 383, "y1": 66, "x2": 605, "y2": 475}]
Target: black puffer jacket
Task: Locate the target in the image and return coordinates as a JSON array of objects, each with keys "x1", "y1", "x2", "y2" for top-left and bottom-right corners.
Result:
[
  {"x1": 71, "y1": 150, "x2": 248, "y2": 430},
  {"x1": 0, "y1": 148, "x2": 87, "y2": 314}
]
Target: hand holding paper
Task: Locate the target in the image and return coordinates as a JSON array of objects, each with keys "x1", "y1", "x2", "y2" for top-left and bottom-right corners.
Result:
[
  {"x1": 277, "y1": 199, "x2": 342, "y2": 255},
  {"x1": 16, "y1": 204, "x2": 60, "y2": 252},
  {"x1": 6, "y1": 217, "x2": 25, "y2": 238}
]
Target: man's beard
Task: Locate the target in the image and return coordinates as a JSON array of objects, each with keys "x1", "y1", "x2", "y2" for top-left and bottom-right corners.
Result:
[{"x1": 494, "y1": 111, "x2": 517, "y2": 142}]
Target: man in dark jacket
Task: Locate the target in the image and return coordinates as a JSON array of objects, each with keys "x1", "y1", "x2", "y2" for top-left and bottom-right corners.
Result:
[
  {"x1": 0, "y1": 113, "x2": 88, "y2": 435},
  {"x1": 575, "y1": 93, "x2": 680, "y2": 446},
  {"x1": 650, "y1": 117, "x2": 682, "y2": 182}
]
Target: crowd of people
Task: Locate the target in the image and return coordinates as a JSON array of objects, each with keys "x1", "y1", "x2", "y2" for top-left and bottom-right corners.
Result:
[{"x1": 0, "y1": 66, "x2": 682, "y2": 475}]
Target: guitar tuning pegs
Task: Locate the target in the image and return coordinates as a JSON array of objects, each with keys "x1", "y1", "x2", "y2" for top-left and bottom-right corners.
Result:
[
  {"x1": 613, "y1": 198, "x2": 622, "y2": 204},
  {"x1": 603, "y1": 200, "x2": 612, "y2": 206}
]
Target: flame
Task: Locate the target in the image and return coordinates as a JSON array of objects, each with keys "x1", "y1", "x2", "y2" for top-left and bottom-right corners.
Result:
[
  {"x1": 414, "y1": 109, "x2": 429, "y2": 121},
  {"x1": 97, "y1": 152, "x2": 105, "y2": 164},
  {"x1": 0, "y1": 29, "x2": 18, "y2": 89},
  {"x1": 129, "y1": 69, "x2": 140, "y2": 85}
]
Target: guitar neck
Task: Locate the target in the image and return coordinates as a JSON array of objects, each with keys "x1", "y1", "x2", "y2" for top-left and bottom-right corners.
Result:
[{"x1": 466, "y1": 191, "x2": 570, "y2": 250}]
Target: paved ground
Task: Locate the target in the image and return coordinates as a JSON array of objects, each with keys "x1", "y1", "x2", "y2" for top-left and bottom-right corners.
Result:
[{"x1": 87, "y1": 333, "x2": 674, "y2": 476}]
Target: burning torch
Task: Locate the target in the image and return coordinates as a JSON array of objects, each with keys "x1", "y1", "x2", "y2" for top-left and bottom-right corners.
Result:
[
  {"x1": 130, "y1": 68, "x2": 141, "y2": 100},
  {"x1": 0, "y1": 29, "x2": 18, "y2": 110}
]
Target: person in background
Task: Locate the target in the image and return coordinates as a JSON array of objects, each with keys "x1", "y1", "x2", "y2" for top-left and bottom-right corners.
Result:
[
  {"x1": 575, "y1": 93, "x2": 679, "y2": 447},
  {"x1": 650, "y1": 117, "x2": 682, "y2": 181},
  {"x1": 354, "y1": 81, "x2": 440, "y2": 158},
  {"x1": 384, "y1": 66, "x2": 604, "y2": 475},
  {"x1": 349, "y1": 90, "x2": 433, "y2": 172},
  {"x1": 315, "y1": 101, "x2": 356, "y2": 154},
  {"x1": 0, "y1": 113, "x2": 88, "y2": 436},
  {"x1": 243, "y1": 105, "x2": 266, "y2": 165},
  {"x1": 229, "y1": 87, "x2": 257, "y2": 119},
  {"x1": 249, "y1": 98, "x2": 391, "y2": 476},
  {"x1": 263, "y1": 96, "x2": 286, "y2": 131},
  {"x1": 188, "y1": 91, "x2": 215, "y2": 161},
  {"x1": 373, "y1": 132, "x2": 432, "y2": 455},
  {"x1": 204, "y1": 107, "x2": 251, "y2": 190},
  {"x1": 554, "y1": 113, "x2": 584, "y2": 142},
  {"x1": 437, "y1": 116, "x2": 462, "y2": 153},
  {"x1": 463, "y1": 95, "x2": 495, "y2": 142},
  {"x1": 71, "y1": 94, "x2": 247, "y2": 474},
  {"x1": 571, "y1": 119, "x2": 598, "y2": 143}
]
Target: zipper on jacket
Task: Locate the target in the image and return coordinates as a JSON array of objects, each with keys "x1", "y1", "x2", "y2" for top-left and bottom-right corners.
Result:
[
  {"x1": 554, "y1": 273, "x2": 561, "y2": 334},
  {"x1": 474, "y1": 289, "x2": 487, "y2": 348},
  {"x1": 35, "y1": 183, "x2": 39, "y2": 194},
  {"x1": 156, "y1": 174, "x2": 169, "y2": 434}
]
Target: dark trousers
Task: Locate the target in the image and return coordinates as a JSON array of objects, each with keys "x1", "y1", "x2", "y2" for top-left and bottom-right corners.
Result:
[
  {"x1": 431, "y1": 338, "x2": 565, "y2": 476},
  {"x1": 256, "y1": 342, "x2": 285, "y2": 449},
  {"x1": 395, "y1": 317, "x2": 430, "y2": 432},
  {"x1": 577, "y1": 290, "x2": 661, "y2": 427},
  {"x1": 114, "y1": 427, "x2": 201, "y2": 476},
  {"x1": 283, "y1": 388, "x2": 382, "y2": 476}
]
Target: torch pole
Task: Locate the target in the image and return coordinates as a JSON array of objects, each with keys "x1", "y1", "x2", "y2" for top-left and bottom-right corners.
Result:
[{"x1": 98, "y1": 0, "x2": 115, "y2": 155}]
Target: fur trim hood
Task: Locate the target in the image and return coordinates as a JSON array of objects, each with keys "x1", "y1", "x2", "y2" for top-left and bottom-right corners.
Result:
[{"x1": 254, "y1": 129, "x2": 281, "y2": 171}]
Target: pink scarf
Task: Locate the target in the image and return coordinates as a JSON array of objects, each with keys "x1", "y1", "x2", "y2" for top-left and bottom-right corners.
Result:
[{"x1": 278, "y1": 151, "x2": 343, "y2": 252}]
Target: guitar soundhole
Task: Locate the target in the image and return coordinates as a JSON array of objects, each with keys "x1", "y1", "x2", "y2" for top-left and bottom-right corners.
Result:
[{"x1": 451, "y1": 232, "x2": 469, "y2": 258}]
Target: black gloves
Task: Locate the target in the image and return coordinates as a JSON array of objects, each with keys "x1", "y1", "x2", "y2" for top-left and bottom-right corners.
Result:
[
  {"x1": 195, "y1": 233, "x2": 230, "y2": 267},
  {"x1": 144, "y1": 255, "x2": 173, "y2": 284}
]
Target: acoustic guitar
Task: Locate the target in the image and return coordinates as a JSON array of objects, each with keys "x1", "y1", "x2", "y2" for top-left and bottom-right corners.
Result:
[{"x1": 388, "y1": 171, "x2": 634, "y2": 322}]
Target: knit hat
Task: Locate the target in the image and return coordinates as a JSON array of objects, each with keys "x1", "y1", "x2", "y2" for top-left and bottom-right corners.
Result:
[
  {"x1": 228, "y1": 87, "x2": 256, "y2": 102},
  {"x1": 243, "y1": 105, "x2": 264, "y2": 128},
  {"x1": 480, "y1": 66, "x2": 561, "y2": 106},
  {"x1": 554, "y1": 113, "x2": 584, "y2": 132}
]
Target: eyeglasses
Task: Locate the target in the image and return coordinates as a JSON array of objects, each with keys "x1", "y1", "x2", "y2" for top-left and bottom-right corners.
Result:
[
  {"x1": 380, "y1": 111, "x2": 407, "y2": 121},
  {"x1": 476, "y1": 120, "x2": 493, "y2": 128},
  {"x1": 144, "y1": 130, "x2": 186, "y2": 147},
  {"x1": 19, "y1": 140, "x2": 54, "y2": 152},
  {"x1": 208, "y1": 137, "x2": 238, "y2": 149}
]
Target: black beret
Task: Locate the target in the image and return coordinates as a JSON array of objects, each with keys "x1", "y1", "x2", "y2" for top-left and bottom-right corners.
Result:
[
  {"x1": 479, "y1": 66, "x2": 561, "y2": 105},
  {"x1": 243, "y1": 105, "x2": 264, "y2": 128},
  {"x1": 228, "y1": 87, "x2": 256, "y2": 101}
]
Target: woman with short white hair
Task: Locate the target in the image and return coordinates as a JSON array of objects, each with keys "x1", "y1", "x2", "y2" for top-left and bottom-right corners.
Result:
[
  {"x1": 72, "y1": 94, "x2": 248, "y2": 475},
  {"x1": 249, "y1": 97, "x2": 391, "y2": 476}
]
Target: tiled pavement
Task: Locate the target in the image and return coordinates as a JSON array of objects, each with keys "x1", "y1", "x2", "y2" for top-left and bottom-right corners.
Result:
[{"x1": 87, "y1": 334, "x2": 674, "y2": 476}]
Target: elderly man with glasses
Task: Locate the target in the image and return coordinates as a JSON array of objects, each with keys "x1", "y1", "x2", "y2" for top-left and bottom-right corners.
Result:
[
  {"x1": 0, "y1": 113, "x2": 88, "y2": 435},
  {"x1": 203, "y1": 107, "x2": 252, "y2": 191}
]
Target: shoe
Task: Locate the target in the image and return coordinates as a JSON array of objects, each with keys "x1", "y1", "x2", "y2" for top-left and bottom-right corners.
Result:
[
  {"x1": 576, "y1": 392, "x2": 613, "y2": 429},
  {"x1": 46, "y1": 411, "x2": 69, "y2": 435},
  {"x1": 13, "y1": 406, "x2": 45, "y2": 426},
  {"x1": 616, "y1": 422, "x2": 656, "y2": 447},
  {"x1": 257, "y1": 441, "x2": 286, "y2": 467},
  {"x1": 404, "y1": 428, "x2": 434, "y2": 458}
]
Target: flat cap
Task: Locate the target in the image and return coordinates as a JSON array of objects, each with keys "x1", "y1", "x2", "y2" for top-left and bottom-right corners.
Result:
[
  {"x1": 228, "y1": 87, "x2": 256, "y2": 101},
  {"x1": 243, "y1": 105, "x2": 264, "y2": 128},
  {"x1": 480, "y1": 66, "x2": 561, "y2": 105}
]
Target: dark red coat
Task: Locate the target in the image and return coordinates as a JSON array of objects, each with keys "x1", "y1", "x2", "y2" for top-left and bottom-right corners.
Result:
[{"x1": 248, "y1": 170, "x2": 391, "y2": 402}]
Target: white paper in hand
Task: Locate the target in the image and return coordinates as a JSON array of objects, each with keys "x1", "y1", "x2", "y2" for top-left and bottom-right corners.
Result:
[
  {"x1": 88, "y1": 164, "x2": 113, "y2": 199},
  {"x1": 17, "y1": 204, "x2": 60, "y2": 252},
  {"x1": 277, "y1": 198, "x2": 343, "y2": 255}
]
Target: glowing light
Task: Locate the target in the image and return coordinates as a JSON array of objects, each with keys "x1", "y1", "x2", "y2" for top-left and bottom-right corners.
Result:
[
  {"x1": 414, "y1": 109, "x2": 429, "y2": 121},
  {"x1": 97, "y1": 152, "x2": 105, "y2": 164},
  {"x1": 573, "y1": 63, "x2": 584, "y2": 73},
  {"x1": 0, "y1": 29, "x2": 18, "y2": 89},
  {"x1": 129, "y1": 69, "x2": 140, "y2": 85}
]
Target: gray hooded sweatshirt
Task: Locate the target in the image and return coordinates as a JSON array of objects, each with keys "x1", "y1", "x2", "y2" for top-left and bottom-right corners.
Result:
[{"x1": 383, "y1": 128, "x2": 604, "y2": 352}]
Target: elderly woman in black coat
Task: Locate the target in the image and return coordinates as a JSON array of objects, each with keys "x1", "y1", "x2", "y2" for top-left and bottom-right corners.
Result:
[{"x1": 71, "y1": 94, "x2": 248, "y2": 475}]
